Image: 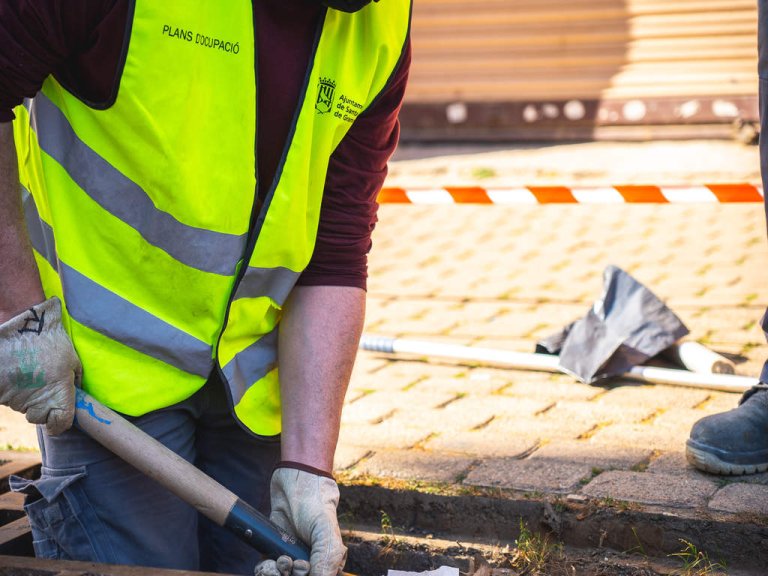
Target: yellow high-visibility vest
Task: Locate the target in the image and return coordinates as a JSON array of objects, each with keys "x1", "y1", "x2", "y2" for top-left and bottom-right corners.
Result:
[{"x1": 13, "y1": 0, "x2": 411, "y2": 436}]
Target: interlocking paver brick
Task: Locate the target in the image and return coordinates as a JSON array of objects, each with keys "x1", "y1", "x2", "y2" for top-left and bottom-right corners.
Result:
[
  {"x1": 580, "y1": 471, "x2": 718, "y2": 508},
  {"x1": 338, "y1": 421, "x2": 432, "y2": 451},
  {"x1": 373, "y1": 359, "x2": 467, "y2": 382},
  {"x1": 486, "y1": 414, "x2": 597, "y2": 441},
  {"x1": 348, "y1": 360, "x2": 464, "y2": 393},
  {"x1": 342, "y1": 390, "x2": 458, "y2": 426},
  {"x1": 644, "y1": 451, "x2": 695, "y2": 475},
  {"x1": 641, "y1": 450, "x2": 736, "y2": 491},
  {"x1": 650, "y1": 408, "x2": 722, "y2": 436},
  {"x1": 587, "y1": 421, "x2": 689, "y2": 453},
  {"x1": 694, "y1": 391, "x2": 748, "y2": 415},
  {"x1": 708, "y1": 483, "x2": 768, "y2": 516},
  {"x1": 424, "y1": 413, "x2": 595, "y2": 458},
  {"x1": 411, "y1": 372, "x2": 510, "y2": 397},
  {"x1": 351, "y1": 449, "x2": 474, "y2": 483},
  {"x1": 383, "y1": 413, "x2": 490, "y2": 436},
  {"x1": 591, "y1": 384, "x2": 710, "y2": 411},
  {"x1": 528, "y1": 440, "x2": 652, "y2": 471},
  {"x1": 341, "y1": 398, "x2": 396, "y2": 425},
  {"x1": 445, "y1": 303, "x2": 547, "y2": 339},
  {"x1": 368, "y1": 300, "x2": 460, "y2": 335},
  {"x1": 541, "y1": 399, "x2": 655, "y2": 427},
  {"x1": 348, "y1": 371, "x2": 404, "y2": 393},
  {"x1": 464, "y1": 457, "x2": 593, "y2": 494},
  {"x1": 334, "y1": 446, "x2": 372, "y2": 471},
  {"x1": 496, "y1": 374, "x2": 602, "y2": 403},
  {"x1": 424, "y1": 428, "x2": 539, "y2": 459},
  {"x1": 645, "y1": 451, "x2": 768, "y2": 488},
  {"x1": 462, "y1": 336, "x2": 550, "y2": 354},
  {"x1": 386, "y1": 404, "x2": 498, "y2": 434},
  {"x1": 429, "y1": 395, "x2": 554, "y2": 422}
]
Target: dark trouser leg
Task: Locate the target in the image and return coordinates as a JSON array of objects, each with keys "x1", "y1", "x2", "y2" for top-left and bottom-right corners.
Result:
[
  {"x1": 11, "y1": 402, "x2": 200, "y2": 568},
  {"x1": 195, "y1": 374, "x2": 281, "y2": 575}
]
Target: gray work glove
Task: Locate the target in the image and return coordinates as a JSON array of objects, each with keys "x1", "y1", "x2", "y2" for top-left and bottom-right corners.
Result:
[
  {"x1": 255, "y1": 466, "x2": 347, "y2": 576},
  {"x1": 0, "y1": 297, "x2": 81, "y2": 435}
]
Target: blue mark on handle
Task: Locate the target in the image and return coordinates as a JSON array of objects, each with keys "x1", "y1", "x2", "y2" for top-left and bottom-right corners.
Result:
[{"x1": 74, "y1": 389, "x2": 112, "y2": 425}]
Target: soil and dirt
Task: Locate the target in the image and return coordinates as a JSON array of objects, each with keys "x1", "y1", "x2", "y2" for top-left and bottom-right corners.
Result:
[{"x1": 344, "y1": 531, "x2": 729, "y2": 576}]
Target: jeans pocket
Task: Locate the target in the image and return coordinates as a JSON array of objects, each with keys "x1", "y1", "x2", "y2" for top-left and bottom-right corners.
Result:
[{"x1": 10, "y1": 466, "x2": 112, "y2": 562}]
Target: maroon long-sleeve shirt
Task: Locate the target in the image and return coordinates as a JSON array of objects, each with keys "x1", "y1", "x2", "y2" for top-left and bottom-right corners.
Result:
[{"x1": 0, "y1": 0, "x2": 410, "y2": 289}]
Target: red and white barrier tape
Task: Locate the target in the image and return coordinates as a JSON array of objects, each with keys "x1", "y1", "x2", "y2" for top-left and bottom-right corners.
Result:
[{"x1": 377, "y1": 184, "x2": 764, "y2": 204}]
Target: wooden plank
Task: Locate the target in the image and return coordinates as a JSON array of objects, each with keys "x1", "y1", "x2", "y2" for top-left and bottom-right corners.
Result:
[
  {"x1": 0, "y1": 491, "x2": 25, "y2": 511},
  {"x1": 0, "y1": 454, "x2": 37, "y2": 557},
  {"x1": 0, "y1": 451, "x2": 41, "y2": 464},
  {"x1": 0, "y1": 555, "x2": 226, "y2": 576},
  {"x1": 0, "y1": 516, "x2": 32, "y2": 556},
  {"x1": 0, "y1": 457, "x2": 41, "y2": 494}
]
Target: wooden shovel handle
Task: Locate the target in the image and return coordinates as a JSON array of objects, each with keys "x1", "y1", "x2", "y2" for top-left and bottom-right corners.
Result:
[{"x1": 73, "y1": 389, "x2": 310, "y2": 561}]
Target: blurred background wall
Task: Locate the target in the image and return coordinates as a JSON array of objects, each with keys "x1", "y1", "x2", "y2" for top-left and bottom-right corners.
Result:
[{"x1": 400, "y1": 0, "x2": 759, "y2": 142}]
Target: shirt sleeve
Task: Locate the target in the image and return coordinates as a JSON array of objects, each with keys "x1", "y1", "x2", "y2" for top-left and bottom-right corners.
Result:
[
  {"x1": 0, "y1": 0, "x2": 118, "y2": 122},
  {"x1": 296, "y1": 38, "x2": 412, "y2": 291}
]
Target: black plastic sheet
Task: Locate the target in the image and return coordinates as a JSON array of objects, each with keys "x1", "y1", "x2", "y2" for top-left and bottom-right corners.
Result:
[{"x1": 536, "y1": 265, "x2": 689, "y2": 384}]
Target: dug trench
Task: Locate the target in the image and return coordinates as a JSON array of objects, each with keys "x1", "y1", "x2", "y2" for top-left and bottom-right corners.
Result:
[
  {"x1": 337, "y1": 479, "x2": 767, "y2": 575},
  {"x1": 0, "y1": 455, "x2": 765, "y2": 575}
]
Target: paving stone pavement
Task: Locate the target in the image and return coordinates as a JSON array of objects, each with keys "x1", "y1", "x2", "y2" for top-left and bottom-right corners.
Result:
[
  {"x1": 341, "y1": 140, "x2": 768, "y2": 525},
  {"x1": 344, "y1": 197, "x2": 768, "y2": 520},
  {"x1": 1, "y1": 140, "x2": 767, "y2": 551}
]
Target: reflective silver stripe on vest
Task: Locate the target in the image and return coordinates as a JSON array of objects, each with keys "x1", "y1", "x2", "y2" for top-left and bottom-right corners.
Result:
[
  {"x1": 22, "y1": 186, "x2": 57, "y2": 270},
  {"x1": 23, "y1": 192, "x2": 213, "y2": 377},
  {"x1": 221, "y1": 328, "x2": 278, "y2": 404},
  {"x1": 62, "y1": 264, "x2": 214, "y2": 377},
  {"x1": 234, "y1": 266, "x2": 299, "y2": 305},
  {"x1": 26, "y1": 94, "x2": 246, "y2": 277}
]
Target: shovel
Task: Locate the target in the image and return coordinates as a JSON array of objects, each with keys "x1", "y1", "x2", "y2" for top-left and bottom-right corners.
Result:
[{"x1": 73, "y1": 389, "x2": 310, "y2": 562}]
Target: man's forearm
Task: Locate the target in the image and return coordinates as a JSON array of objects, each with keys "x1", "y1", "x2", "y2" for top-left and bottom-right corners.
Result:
[
  {"x1": 277, "y1": 285, "x2": 365, "y2": 472},
  {"x1": 0, "y1": 122, "x2": 45, "y2": 323}
]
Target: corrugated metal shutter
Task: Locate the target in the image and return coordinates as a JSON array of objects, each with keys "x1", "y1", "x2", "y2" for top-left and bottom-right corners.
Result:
[{"x1": 401, "y1": 0, "x2": 759, "y2": 140}]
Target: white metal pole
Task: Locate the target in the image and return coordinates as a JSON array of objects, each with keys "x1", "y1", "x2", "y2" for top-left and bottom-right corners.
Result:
[
  {"x1": 666, "y1": 341, "x2": 735, "y2": 374},
  {"x1": 359, "y1": 335, "x2": 757, "y2": 393}
]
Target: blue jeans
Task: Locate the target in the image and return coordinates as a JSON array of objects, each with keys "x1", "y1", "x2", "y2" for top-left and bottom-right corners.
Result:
[{"x1": 10, "y1": 376, "x2": 281, "y2": 574}]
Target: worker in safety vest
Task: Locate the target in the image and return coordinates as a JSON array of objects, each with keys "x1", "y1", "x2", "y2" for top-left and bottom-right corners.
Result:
[
  {"x1": 686, "y1": 0, "x2": 768, "y2": 477},
  {"x1": 0, "y1": 1, "x2": 411, "y2": 574}
]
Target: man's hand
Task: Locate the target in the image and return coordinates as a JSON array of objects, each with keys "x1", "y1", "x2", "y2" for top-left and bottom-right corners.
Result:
[
  {"x1": 255, "y1": 466, "x2": 347, "y2": 576},
  {"x1": 0, "y1": 296, "x2": 81, "y2": 435}
]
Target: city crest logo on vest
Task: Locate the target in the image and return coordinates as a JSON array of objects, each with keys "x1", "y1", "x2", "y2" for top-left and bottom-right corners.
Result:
[{"x1": 316, "y1": 76, "x2": 336, "y2": 114}]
